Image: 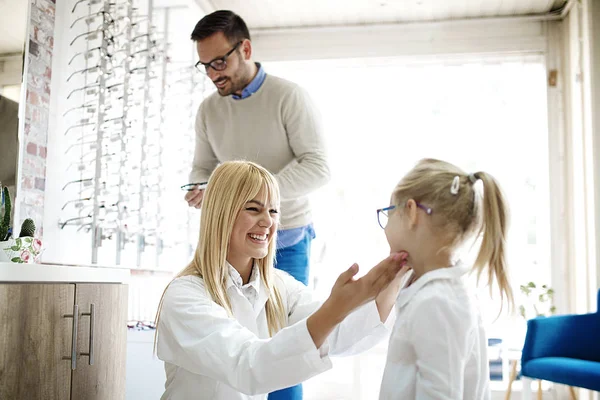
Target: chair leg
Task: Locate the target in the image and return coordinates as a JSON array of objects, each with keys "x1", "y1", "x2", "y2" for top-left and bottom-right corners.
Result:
[
  {"x1": 522, "y1": 377, "x2": 533, "y2": 400},
  {"x1": 537, "y1": 380, "x2": 542, "y2": 400},
  {"x1": 568, "y1": 386, "x2": 577, "y2": 400},
  {"x1": 504, "y1": 360, "x2": 518, "y2": 400}
]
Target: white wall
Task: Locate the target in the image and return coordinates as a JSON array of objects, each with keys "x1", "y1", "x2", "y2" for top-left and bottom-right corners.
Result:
[
  {"x1": 546, "y1": 2, "x2": 599, "y2": 399},
  {"x1": 252, "y1": 17, "x2": 551, "y2": 62},
  {"x1": 588, "y1": 0, "x2": 600, "y2": 293},
  {"x1": 558, "y1": 0, "x2": 600, "y2": 316},
  {"x1": 0, "y1": 54, "x2": 23, "y2": 102},
  {"x1": 0, "y1": 54, "x2": 23, "y2": 86}
]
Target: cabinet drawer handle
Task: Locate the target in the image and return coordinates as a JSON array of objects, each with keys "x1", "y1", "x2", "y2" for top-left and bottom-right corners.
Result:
[
  {"x1": 80, "y1": 303, "x2": 95, "y2": 365},
  {"x1": 62, "y1": 304, "x2": 79, "y2": 370}
]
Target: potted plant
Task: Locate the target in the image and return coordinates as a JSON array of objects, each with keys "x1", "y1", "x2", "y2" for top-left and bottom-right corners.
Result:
[
  {"x1": 0, "y1": 186, "x2": 42, "y2": 263},
  {"x1": 518, "y1": 282, "x2": 556, "y2": 320},
  {"x1": 504, "y1": 282, "x2": 557, "y2": 393}
]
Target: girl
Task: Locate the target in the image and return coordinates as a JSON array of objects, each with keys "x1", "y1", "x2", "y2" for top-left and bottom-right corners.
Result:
[
  {"x1": 377, "y1": 158, "x2": 514, "y2": 400},
  {"x1": 155, "y1": 160, "x2": 408, "y2": 400}
]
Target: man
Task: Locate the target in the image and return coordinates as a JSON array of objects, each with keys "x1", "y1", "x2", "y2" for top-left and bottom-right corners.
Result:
[{"x1": 184, "y1": 10, "x2": 330, "y2": 400}]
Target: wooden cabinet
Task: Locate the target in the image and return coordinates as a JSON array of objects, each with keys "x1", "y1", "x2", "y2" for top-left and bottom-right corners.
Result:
[
  {"x1": 0, "y1": 284, "x2": 74, "y2": 400},
  {"x1": 71, "y1": 284, "x2": 128, "y2": 400},
  {"x1": 0, "y1": 283, "x2": 128, "y2": 400}
]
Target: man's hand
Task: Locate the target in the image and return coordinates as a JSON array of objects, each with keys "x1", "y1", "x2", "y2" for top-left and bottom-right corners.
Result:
[{"x1": 184, "y1": 188, "x2": 204, "y2": 209}]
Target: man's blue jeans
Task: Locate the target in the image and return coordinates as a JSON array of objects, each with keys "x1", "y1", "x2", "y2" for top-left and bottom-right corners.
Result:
[{"x1": 268, "y1": 232, "x2": 312, "y2": 400}]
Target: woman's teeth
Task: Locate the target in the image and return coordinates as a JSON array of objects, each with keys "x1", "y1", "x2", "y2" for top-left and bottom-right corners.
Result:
[{"x1": 249, "y1": 233, "x2": 267, "y2": 241}]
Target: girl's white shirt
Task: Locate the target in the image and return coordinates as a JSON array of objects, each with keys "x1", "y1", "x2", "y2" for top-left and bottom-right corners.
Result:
[
  {"x1": 379, "y1": 261, "x2": 491, "y2": 400},
  {"x1": 157, "y1": 263, "x2": 391, "y2": 400}
]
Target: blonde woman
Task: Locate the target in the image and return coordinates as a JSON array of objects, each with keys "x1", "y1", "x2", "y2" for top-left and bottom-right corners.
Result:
[
  {"x1": 376, "y1": 159, "x2": 514, "y2": 399},
  {"x1": 156, "y1": 161, "x2": 408, "y2": 400}
]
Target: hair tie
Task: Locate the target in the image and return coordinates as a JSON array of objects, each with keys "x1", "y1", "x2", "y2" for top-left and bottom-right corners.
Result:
[
  {"x1": 468, "y1": 173, "x2": 478, "y2": 184},
  {"x1": 450, "y1": 176, "x2": 460, "y2": 195}
]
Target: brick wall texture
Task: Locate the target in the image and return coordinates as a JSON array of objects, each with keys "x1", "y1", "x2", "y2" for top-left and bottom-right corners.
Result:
[{"x1": 18, "y1": 0, "x2": 55, "y2": 238}]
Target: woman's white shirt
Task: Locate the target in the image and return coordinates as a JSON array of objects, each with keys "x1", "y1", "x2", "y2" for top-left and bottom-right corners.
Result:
[
  {"x1": 379, "y1": 262, "x2": 491, "y2": 400},
  {"x1": 157, "y1": 264, "x2": 390, "y2": 400}
]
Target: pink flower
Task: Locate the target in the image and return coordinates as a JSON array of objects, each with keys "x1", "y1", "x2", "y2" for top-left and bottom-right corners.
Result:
[
  {"x1": 21, "y1": 250, "x2": 31, "y2": 263},
  {"x1": 33, "y1": 238, "x2": 42, "y2": 252}
]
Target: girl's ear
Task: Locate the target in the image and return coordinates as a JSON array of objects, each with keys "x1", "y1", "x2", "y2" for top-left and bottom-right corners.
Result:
[{"x1": 405, "y1": 199, "x2": 419, "y2": 228}]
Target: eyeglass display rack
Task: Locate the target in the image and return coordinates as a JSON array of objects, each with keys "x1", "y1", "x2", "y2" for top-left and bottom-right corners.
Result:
[{"x1": 59, "y1": 0, "x2": 203, "y2": 269}]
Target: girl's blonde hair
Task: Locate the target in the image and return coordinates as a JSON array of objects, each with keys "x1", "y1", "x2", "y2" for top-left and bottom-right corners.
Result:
[
  {"x1": 155, "y1": 161, "x2": 287, "y2": 351},
  {"x1": 393, "y1": 158, "x2": 514, "y2": 310}
]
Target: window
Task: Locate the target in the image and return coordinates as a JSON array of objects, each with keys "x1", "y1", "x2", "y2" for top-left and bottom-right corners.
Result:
[{"x1": 264, "y1": 55, "x2": 551, "y2": 398}]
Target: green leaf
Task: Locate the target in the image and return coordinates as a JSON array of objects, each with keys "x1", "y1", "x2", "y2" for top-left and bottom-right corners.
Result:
[
  {"x1": 10, "y1": 246, "x2": 19, "y2": 251},
  {"x1": 11, "y1": 257, "x2": 22, "y2": 263},
  {"x1": 528, "y1": 282, "x2": 536, "y2": 288},
  {"x1": 24, "y1": 237, "x2": 32, "y2": 243},
  {"x1": 15, "y1": 238, "x2": 22, "y2": 247}
]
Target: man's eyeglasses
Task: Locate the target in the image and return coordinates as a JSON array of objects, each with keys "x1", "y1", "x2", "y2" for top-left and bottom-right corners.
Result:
[
  {"x1": 194, "y1": 41, "x2": 242, "y2": 74},
  {"x1": 376, "y1": 202, "x2": 433, "y2": 229}
]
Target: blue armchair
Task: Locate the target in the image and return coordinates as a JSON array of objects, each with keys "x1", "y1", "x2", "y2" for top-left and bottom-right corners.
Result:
[{"x1": 520, "y1": 289, "x2": 600, "y2": 398}]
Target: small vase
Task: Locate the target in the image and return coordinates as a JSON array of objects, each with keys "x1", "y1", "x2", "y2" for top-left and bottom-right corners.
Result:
[{"x1": 0, "y1": 237, "x2": 42, "y2": 264}]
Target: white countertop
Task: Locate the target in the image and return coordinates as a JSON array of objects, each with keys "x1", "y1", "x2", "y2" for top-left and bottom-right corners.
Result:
[{"x1": 0, "y1": 262, "x2": 130, "y2": 283}]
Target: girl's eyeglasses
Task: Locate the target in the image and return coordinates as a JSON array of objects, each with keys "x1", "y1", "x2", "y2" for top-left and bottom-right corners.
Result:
[{"x1": 376, "y1": 202, "x2": 433, "y2": 229}]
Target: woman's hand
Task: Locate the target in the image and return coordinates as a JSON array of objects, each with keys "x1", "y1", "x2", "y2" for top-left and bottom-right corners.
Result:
[
  {"x1": 327, "y1": 253, "x2": 408, "y2": 319},
  {"x1": 307, "y1": 253, "x2": 407, "y2": 349}
]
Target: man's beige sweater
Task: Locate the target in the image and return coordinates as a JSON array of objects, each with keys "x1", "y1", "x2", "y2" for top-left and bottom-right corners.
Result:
[{"x1": 190, "y1": 74, "x2": 330, "y2": 229}]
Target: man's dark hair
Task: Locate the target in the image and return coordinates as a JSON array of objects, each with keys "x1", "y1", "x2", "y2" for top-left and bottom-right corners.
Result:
[{"x1": 191, "y1": 10, "x2": 251, "y2": 44}]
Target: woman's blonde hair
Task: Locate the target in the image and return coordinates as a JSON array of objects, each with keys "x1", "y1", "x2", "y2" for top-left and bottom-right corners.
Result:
[
  {"x1": 393, "y1": 158, "x2": 514, "y2": 310},
  {"x1": 155, "y1": 161, "x2": 287, "y2": 350}
]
